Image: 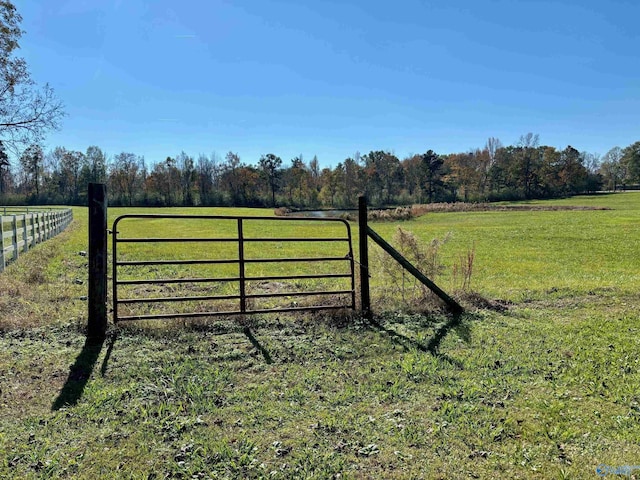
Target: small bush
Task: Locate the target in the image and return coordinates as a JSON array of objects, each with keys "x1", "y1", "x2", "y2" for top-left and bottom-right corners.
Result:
[
  {"x1": 372, "y1": 227, "x2": 478, "y2": 312},
  {"x1": 373, "y1": 227, "x2": 452, "y2": 311},
  {"x1": 274, "y1": 207, "x2": 291, "y2": 216},
  {"x1": 367, "y1": 207, "x2": 414, "y2": 222}
]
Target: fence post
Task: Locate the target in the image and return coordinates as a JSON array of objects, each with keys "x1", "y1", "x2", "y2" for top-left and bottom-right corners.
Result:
[
  {"x1": 88, "y1": 183, "x2": 108, "y2": 343},
  {"x1": 237, "y1": 218, "x2": 246, "y2": 313},
  {"x1": 358, "y1": 196, "x2": 372, "y2": 319},
  {"x1": 22, "y1": 214, "x2": 28, "y2": 253},
  {"x1": 30, "y1": 213, "x2": 35, "y2": 248},
  {"x1": 12, "y1": 215, "x2": 18, "y2": 261},
  {"x1": 44, "y1": 212, "x2": 49, "y2": 239},
  {"x1": 35, "y1": 213, "x2": 41, "y2": 244},
  {"x1": 0, "y1": 216, "x2": 5, "y2": 272}
]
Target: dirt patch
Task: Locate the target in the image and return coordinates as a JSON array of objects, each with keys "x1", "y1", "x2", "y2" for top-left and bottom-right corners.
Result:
[{"x1": 458, "y1": 292, "x2": 513, "y2": 313}]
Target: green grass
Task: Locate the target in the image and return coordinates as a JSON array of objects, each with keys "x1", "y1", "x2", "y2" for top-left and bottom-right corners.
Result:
[
  {"x1": 369, "y1": 193, "x2": 640, "y2": 302},
  {"x1": 1, "y1": 193, "x2": 640, "y2": 479}
]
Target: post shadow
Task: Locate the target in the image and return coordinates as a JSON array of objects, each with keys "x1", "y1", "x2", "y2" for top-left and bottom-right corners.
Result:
[
  {"x1": 366, "y1": 312, "x2": 469, "y2": 366},
  {"x1": 243, "y1": 326, "x2": 273, "y2": 364},
  {"x1": 426, "y1": 313, "x2": 470, "y2": 354},
  {"x1": 100, "y1": 331, "x2": 118, "y2": 377},
  {"x1": 52, "y1": 337, "x2": 104, "y2": 410},
  {"x1": 367, "y1": 317, "x2": 431, "y2": 352}
]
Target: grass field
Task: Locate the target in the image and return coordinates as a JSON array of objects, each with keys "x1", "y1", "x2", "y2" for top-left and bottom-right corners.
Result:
[
  {"x1": 110, "y1": 211, "x2": 357, "y2": 320},
  {"x1": 1, "y1": 193, "x2": 639, "y2": 479}
]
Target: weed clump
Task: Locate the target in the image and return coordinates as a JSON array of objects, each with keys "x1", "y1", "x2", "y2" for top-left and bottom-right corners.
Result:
[
  {"x1": 367, "y1": 207, "x2": 414, "y2": 222},
  {"x1": 451, "y1": 243, "x2": 476, "y2": 292},
  {"x1": 273, "y1": 207, "x2": 291, "y2": 216},
  {"x1": 373, "y1": 227, "x2": 448, "y2": 311},
  {"x1": 372, "y1": 227, "x2": 478, "y2": 313}
]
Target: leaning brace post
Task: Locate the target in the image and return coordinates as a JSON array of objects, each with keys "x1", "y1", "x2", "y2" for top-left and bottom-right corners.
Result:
[
  {"x1": 366, "y1": 227, "x2": 463, "y2": 314},
  {"x1": 88, "y1": 183, "x2": 108, "y2": 343},
  {"x1": 358, "y1": 196, "x2": 372, "y2": 319}
]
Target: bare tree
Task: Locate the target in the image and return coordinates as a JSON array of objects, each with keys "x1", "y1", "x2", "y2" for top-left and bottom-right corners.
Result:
[
  {"x1": 0, "y1": 1, "x2": 64, "y2": 153},
  {"x1": 517, "y1": 133, "x2": 539, "y2": 149},
  {"x1": 599, "y1": 146, "x2": 624, "y2": 191},
  {"x1": 197, "y1": 153, "x2": 220, "y2": 205},
  {"x1": 580, "y1": 151, "x2": 601, "y2": 173},
  {"x1": 258, "y1": 153, "x2": 282, "y2": 207},
  {"x1": 485, "y1": 137, "x2": 503, "y2": 165},
  {"x1": 19, "y1": 143, "x2": 43, "y2": 197},
  {"x1": 85, "y1": 145, "x2": 107, "y2": 184},
  {"x1": 0, "y1": 139, "x2": 9, "y2": 193},
  {"x1": 222, "y1": 151, "x2": 242, "y2": 203},
  {"x1": 309, "y1": 155, "x2": 320, "y2": 191},
  {"x1": 516, "y1": 133, "x2": 541, "y2": 198},
  {"x1": 110, "y1": 152, "x2": 142, "y2": 206},
  {"x1": 177, "y1": 151, "x2": 195, "y2": 205},
  {"x1": 60, "y1": 149, "x2": 85, "y2": 203}
]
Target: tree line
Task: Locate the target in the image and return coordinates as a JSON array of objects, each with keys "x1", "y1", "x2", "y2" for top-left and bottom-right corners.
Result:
[
  {"x1": 2, "y1": 2, "x2": 640, "y2": 209},
  {"x1": 1, "y1": 134, "x2": 639, "y2": 208}
]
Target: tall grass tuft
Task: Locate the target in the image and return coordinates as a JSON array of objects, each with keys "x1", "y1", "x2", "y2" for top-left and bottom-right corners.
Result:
[{"x1": 452, "y1": 242, "x2": 476, "y2": 292}]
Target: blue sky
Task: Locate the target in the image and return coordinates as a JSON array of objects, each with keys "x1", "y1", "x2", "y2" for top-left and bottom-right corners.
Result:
[{"x1": 18, "y1": 0, "x2": 640, "y2": 167}]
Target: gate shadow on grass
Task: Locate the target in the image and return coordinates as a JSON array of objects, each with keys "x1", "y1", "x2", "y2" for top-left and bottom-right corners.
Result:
[
  {"x1": 243, "y1": 326, "x2": 273, "y2": 364},
  {"x1": 367, "y1": 313, "x2": 472, "y2": 366}
]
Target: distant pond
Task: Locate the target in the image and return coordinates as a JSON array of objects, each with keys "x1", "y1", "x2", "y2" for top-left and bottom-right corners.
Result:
[{"x1": 286, "y1": 209, "x2": 356, "y2": 218}]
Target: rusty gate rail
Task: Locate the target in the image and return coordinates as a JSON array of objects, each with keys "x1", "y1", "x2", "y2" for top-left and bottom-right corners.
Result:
[{"x1": 112, "y1": 214, "x2": 356, "y2": 322}]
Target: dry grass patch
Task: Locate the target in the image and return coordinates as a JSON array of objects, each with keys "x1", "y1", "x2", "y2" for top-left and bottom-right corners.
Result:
[{"x1": 0, "y1": 219, "x2": 85, "y2": 331}]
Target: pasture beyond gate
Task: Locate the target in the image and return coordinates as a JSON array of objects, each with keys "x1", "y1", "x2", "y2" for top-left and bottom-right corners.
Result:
[
  {"x1": 111, "y1": 214, "x2": 356, "y2": 323},
  {"x1": 86, "y1": 183, "x2": 461, "y2": 341}
]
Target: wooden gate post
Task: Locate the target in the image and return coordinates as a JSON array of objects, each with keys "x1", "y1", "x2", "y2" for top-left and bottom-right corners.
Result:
[
  {"x1": 0, "y1": 216, "x2": 5, "y2": 272},
  {"x1": 88, "y1": 183, "x2": 107, "y2": 343},
  {"x1": 358, "y1": 196, "x2": 372, "y2": 319}
]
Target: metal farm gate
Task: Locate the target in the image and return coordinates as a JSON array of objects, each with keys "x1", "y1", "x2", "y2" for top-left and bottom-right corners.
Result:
[{"x1": 111, "y1": 214, "x2": 356, "y2": 323}]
